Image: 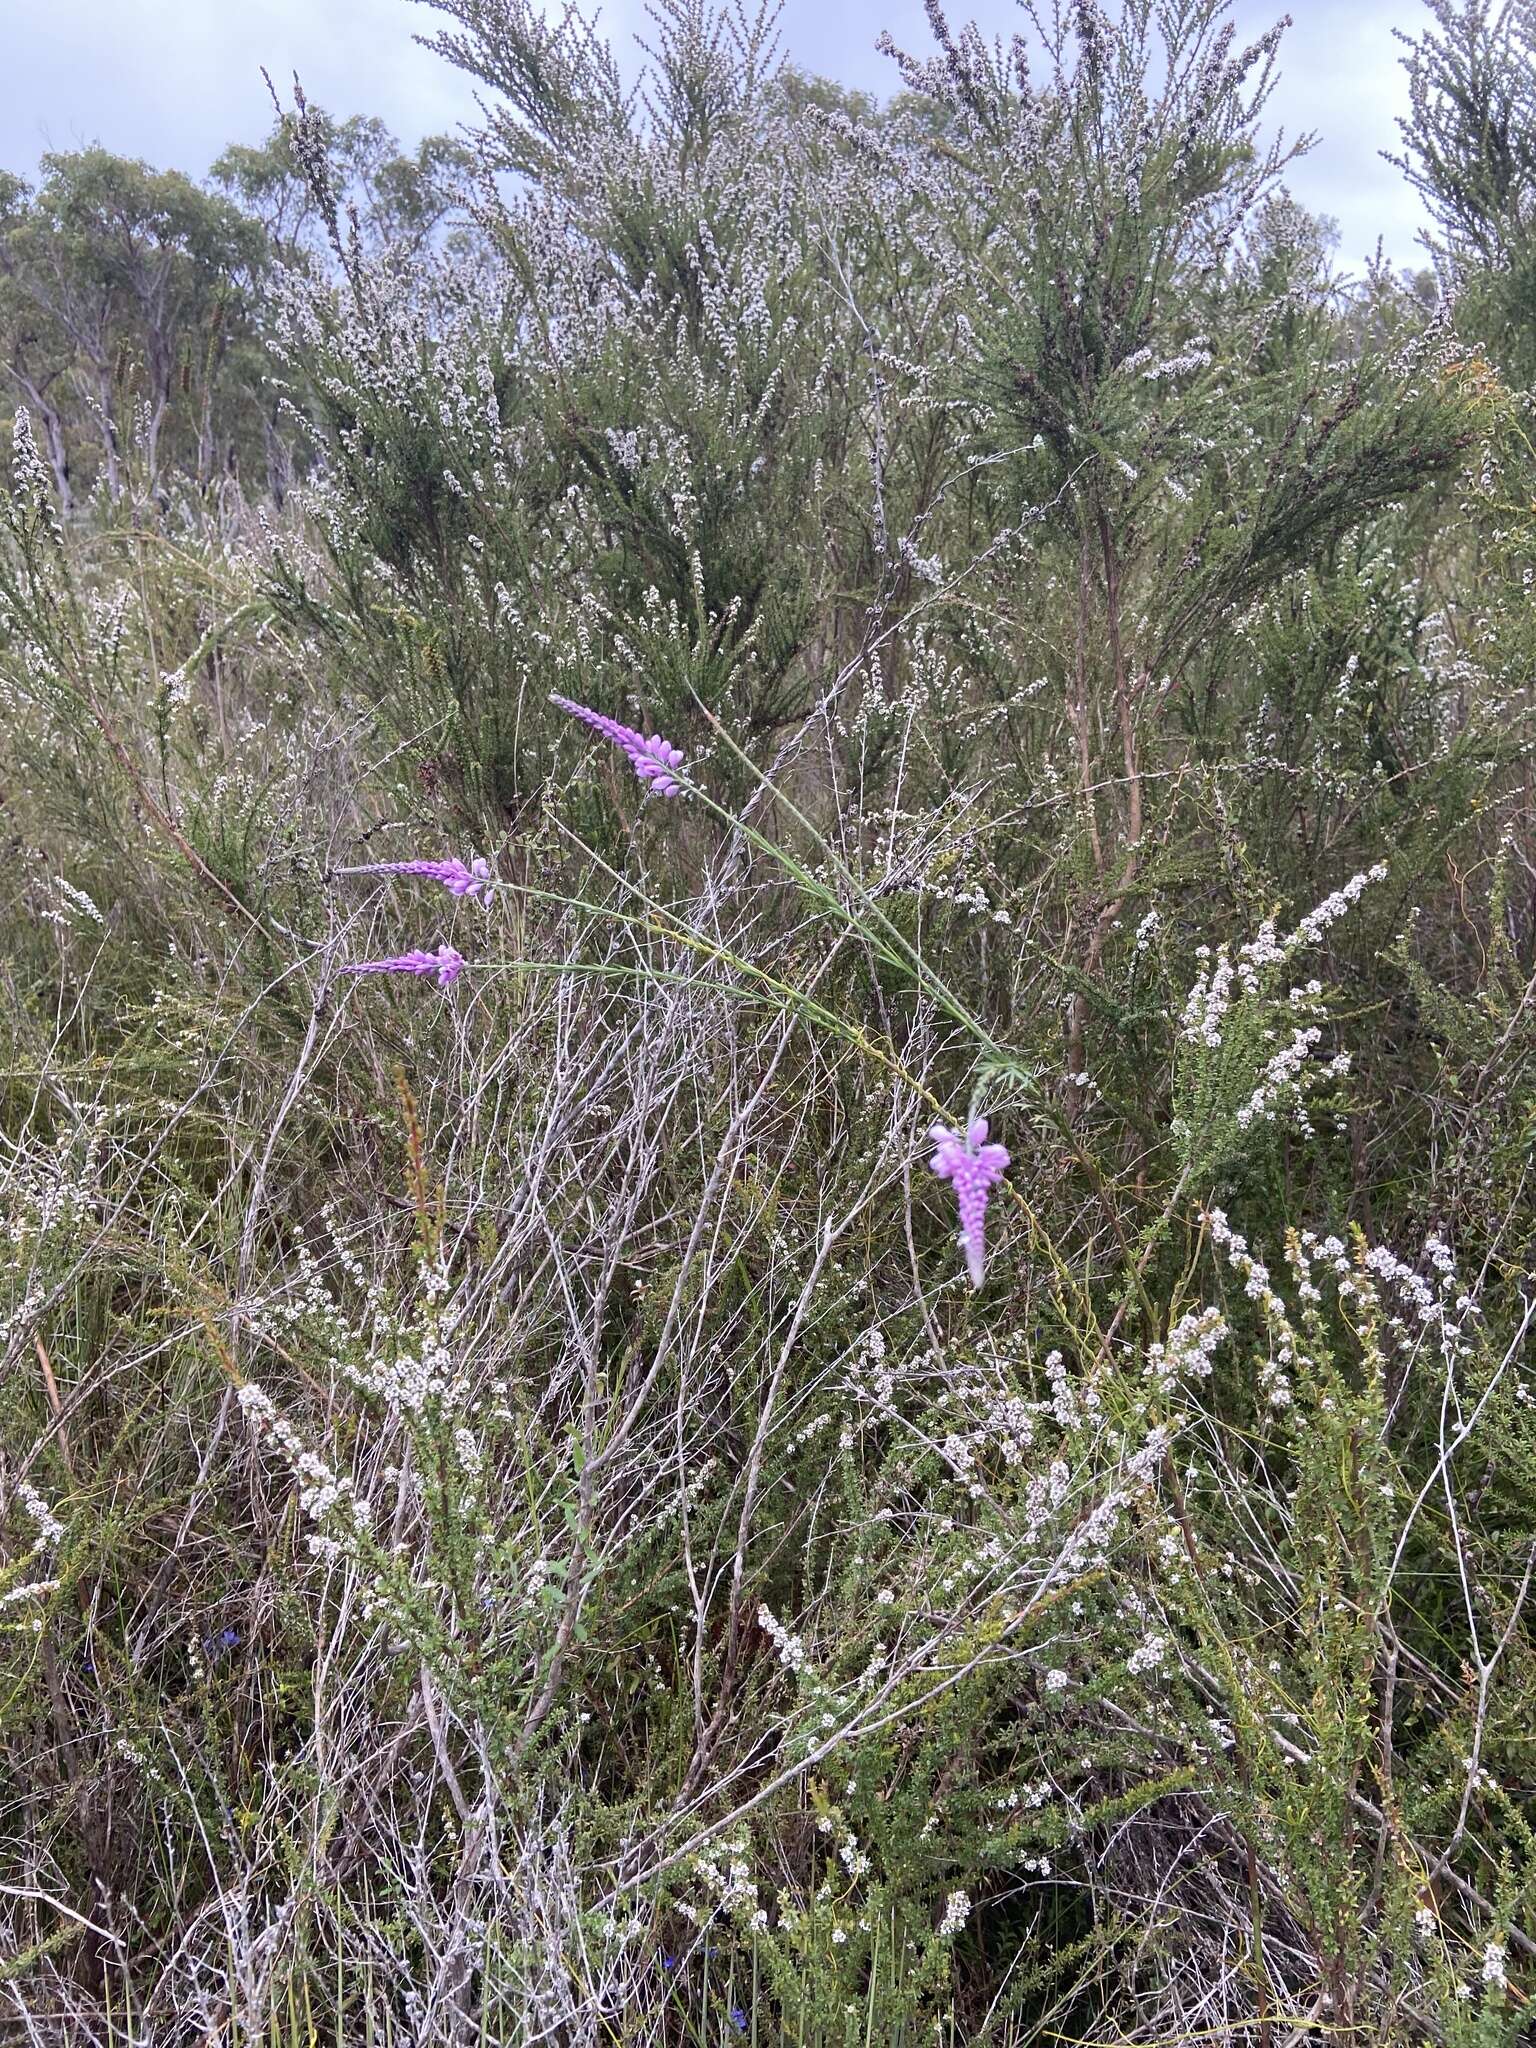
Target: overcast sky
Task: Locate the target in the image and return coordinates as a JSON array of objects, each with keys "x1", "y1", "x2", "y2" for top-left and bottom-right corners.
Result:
[{"x1": 0, "y1": 0, "x2": 1431, "y2": 268}]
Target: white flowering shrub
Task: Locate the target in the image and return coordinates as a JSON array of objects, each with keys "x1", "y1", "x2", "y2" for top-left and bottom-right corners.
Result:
[{"x1": 1171, "y1": 865, "x2": 1387, "y2": 1177}]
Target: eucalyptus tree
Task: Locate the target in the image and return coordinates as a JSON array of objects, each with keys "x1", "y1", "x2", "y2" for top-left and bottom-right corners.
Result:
[{"x1": 0, "y1": 149, "x2": 265, "y2": 500}]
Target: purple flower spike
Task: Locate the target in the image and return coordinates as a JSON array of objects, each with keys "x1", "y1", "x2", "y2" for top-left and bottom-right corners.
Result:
[
  {"x1": 336, "y1": 857, "x2": 491, "y2": 899},
  {"x1": 550, "y1": 693, "x2": 685, "y2": 797},
  {"x1": 929, "y1": 1117, "x2": 1010, "y2": 1289},
  {"x1": 341, "y1": 943, "x2": 465, "y2": 989}
]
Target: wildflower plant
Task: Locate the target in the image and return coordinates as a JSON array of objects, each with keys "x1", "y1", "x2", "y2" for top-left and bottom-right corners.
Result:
[
  {"x1": 334, "y1": 854, "x2": 492, "y2": 896},
  {"x1": 339, "y1": 941, "x2": 466, "y2": 987},
  {"x1": 928, "y1": 1116, "x2": 1010, "y2": 1287},
  {"x1": 1171, "y1": 866, "x2": 1389, "y2": 1179},
  {"x1": 550, "y1": 692, "x2": 687, "y2": 798}
]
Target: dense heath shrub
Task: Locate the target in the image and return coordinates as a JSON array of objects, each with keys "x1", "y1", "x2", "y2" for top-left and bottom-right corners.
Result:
[{"x1": 2, "y1": 1, "x2": 1536, "y2": 2040}]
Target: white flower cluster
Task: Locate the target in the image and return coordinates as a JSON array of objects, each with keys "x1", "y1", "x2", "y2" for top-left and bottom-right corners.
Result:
[
  {"x1": 237, "y1": 1383, "x2": 371, "y2": 1546},
  {"x1": 1234, "y1": 1024, "x2": 1350, "y2": 1134},
  {"x1": 10, "y1": 408, "x2": 60, "y2": 521},
  {"x1": 1361, "y1": 1237, "x2": 1481, "y2": 1368},
  {"x1": 3, "y1": 1481, "x2": 65, "y2": 1631},
  {"x1": 1144, "y1": 1306, "x2": 1227, "y2": 1396},
  {"x1": 0, "y1": 1577, "x2": 59, "y2": 1620},
  {"x1": 53, "y1": 875, "x2": 105, "y2": 927},
  {"x1": 256, "y1": 1220, "x2": 474, "y2": 1427},
  {"x1": 1180, "y1": 946, "x2": 1236, "y2": 1048},
  {"x1": 1179, "y1": 865, "x2": 1386, "y2": 1051},
  {"x1": 1283, "y1": 1226, "x2": 1481, "y2": 1376},
  {"x1": 897, "y1": 535, "x2": 946, "y2": 584},
  {"x1": 16, "y1": 1481, "x2": 65, "y2": 1549},
  {"x1": 1205, "y1": 1211, "x2": 1281, "y2": 1314},
  {"x1": 1292, "y1": 865, "x2": 1388, "y2": 948},
  {"x1": 1127, "y1": 1634, "x2": 1168, "y2": 1676},
  {"x1": 1206, "y1": 1215, "x2": 1489, "y2": 1445},
  {"x1": 927, "y1": 1344, "x2": 1041, "y2": 1488},
  {"x1": 693, "y1": 1833, "x2": 759, "y2": 1919},
  {"x1": 756, "y1": 1602, "x2": 807, "y2": 1673},
  {"x1": 1121, "y1": 339, "x2": 1212, "y2": 381},
  {"x1": 3, "y1": 1114, "x2": 106, "y2": 1249},
  {"x1": 937, "y1": 1889, "x2": 972, "y2": 1939},
  {"x1": 1205, "y1": 1209, "x2": 1293, "y2": 1407},
  {"x1": 1045, "y1": 1348, "x2": 1082, "y2": 1429}
]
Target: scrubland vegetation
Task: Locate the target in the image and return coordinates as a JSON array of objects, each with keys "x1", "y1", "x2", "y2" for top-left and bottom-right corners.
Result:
[{"x1": 3, "y1": 1, "x2": 1536, "y2": 2039}]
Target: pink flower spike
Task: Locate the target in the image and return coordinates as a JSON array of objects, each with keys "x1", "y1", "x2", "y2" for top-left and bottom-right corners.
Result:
[
  {"x1": 341, "y1": 943, "x2": 465, "y2": 989},
  {"x1": 550, "y1": 693, "x2": 686, "y2": 797},
  {"x1": 335, "y1": 857, "x2": 491, "y2": 899},
  {"x1": 929, "y1": 1120, "x2": 1010, "y2": 1289}
]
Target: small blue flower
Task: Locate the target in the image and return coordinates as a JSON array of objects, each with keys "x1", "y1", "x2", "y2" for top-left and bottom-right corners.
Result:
[
  {"x1": 730, "y1": 2008, "x2": 747, "y2": 2033},
  {"x1": 660, "y1": 1953, "x2": 677, "y2": 1971},
  {"x1": 219, "y1": 1627, "x2": 240, "y2": 1649}
]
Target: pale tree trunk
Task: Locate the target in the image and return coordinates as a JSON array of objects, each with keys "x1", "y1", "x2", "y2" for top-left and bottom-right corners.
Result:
[
  {"x1": 87, "y1": 361, "x2": 122, "y2": 499},
  {"x1": 37, "y1": 401, "x2": 72, "y2": 513},
  {"x1": 262, "y1": 409, "x2": 289, "y2": 509},
  {"x1": 144, "y1": 393, "x2": 169, "y2": 504}
]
